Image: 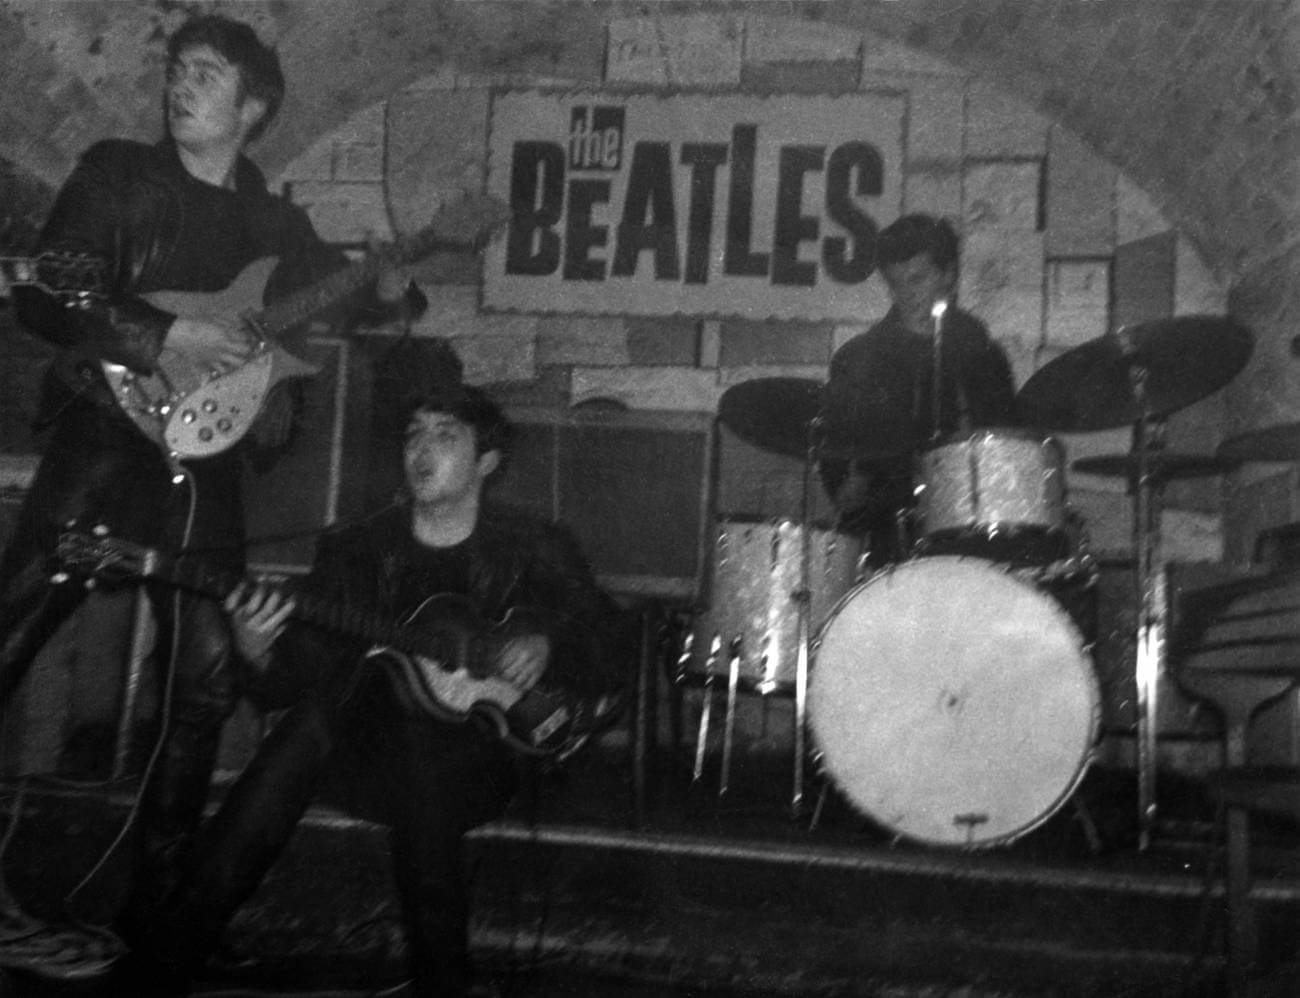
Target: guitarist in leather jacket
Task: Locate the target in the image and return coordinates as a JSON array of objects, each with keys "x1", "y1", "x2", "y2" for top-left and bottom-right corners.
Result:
[
  {"x1": 115, "y1": 382, "x2": 634, "y2": 997},
  {"x1": 1, "y1": 13, "x2": 417, "y2": 942}
]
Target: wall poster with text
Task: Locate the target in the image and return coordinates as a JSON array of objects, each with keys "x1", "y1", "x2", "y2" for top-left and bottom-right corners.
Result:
[{"x1": 484, "y1": 89, "x2": 905, "y2": 321}]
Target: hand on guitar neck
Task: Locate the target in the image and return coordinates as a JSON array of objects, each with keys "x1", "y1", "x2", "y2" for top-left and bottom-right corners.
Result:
[
  {"x1": 224, "y1": 577, "x2": 551, "y2": 695},
  {"x1": 165, "y1": 315, "x2": 262, "y2": 379}
]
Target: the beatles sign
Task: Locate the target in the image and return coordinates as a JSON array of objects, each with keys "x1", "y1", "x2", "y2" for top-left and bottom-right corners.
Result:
[{"x1": 483, "y1": 90, "x2": 904, "y2": 319}]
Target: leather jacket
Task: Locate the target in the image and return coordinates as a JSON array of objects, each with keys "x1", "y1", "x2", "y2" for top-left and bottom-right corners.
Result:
[
  {"x1": 248, "y1": 503, "x2": 634, "y2": 714},
  {"x1": 13, "y1": 137, "x2": 378, "y2": 429}
]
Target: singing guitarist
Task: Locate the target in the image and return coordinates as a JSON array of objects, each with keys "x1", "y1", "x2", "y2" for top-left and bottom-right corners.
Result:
[
  {"x1": 113, "y1": 382, "x2": 633, "y2": 997},
  {"x1": 0, "y1": 13, "x2": 421, "y2": 957}
]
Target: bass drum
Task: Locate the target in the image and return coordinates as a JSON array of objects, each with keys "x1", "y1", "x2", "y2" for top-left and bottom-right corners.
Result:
[{"x1": 809, "y1": 556, "x2": 1099, "y2": 849}]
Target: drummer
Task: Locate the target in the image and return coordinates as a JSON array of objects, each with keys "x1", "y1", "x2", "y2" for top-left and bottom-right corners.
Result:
[{"x1": 820, "y1": 213, "x2": 1018, "y2": 566}]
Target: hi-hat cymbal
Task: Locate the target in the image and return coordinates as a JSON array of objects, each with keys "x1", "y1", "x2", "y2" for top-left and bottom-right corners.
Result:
[
  {"x1": 717, "y1": 377, "x2": 824, "y2": 459},
  {"x1": 1073, "y1": 452, "x2": 1241, "y2": 481},
  {"x1": 1017, "y1": 316, "x2": 1254, "y2": 432},
  {"x1": 1217, "y1": 422, "x2": 1300, "y2": 462}
]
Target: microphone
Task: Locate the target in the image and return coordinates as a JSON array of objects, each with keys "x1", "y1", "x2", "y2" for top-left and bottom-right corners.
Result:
[{"x1": 931, "y1": 299, "x2": 949, "y2": 322}]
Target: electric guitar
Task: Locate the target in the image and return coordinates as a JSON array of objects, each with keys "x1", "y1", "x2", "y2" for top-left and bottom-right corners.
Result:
[
  {"x1": 55, "y1": 528, "x2": 596, "y2": 758},
  {"x1": 5, "y1": 195, "x2": 509, "y2": 460},
  {"x1": 114, "y1": 193, "x2": 509, "y2": 460}
]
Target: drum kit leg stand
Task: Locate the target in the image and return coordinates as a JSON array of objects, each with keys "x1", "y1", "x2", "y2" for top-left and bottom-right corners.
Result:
[
  {"x1": 678, "y1": 378, "x2": 854, "y2": 819},
  {"x1": 1019, "y1": 316, "x2": 1254, "y2": 851}
]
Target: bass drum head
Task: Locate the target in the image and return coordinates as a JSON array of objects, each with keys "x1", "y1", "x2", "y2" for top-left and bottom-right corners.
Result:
[{"x1": 809, "y1": 556, "x2": 1099, "y2": 849}]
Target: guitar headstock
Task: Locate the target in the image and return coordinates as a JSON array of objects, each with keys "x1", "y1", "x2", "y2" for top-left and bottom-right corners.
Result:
[
  {"x1": 400, "y1": 193, "x2": 513, "y2": 259},
  {"x1": 1, "y1": 251, "x2": 107, "y2": 300},
  {"x1": 55, "y1": 529, "x2": 150, "y2": 585}
]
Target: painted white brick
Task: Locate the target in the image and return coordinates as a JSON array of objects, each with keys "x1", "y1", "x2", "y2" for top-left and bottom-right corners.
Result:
[
  {"x1": 904, "y1": 166, "x2": 962, "y2": 221},
  {"x1": 410, "y1": 285, "x2": 537, "y2": 341},
  {"x1": 1116, "y1": 174, "x2": 1168, "y2": 245},
  {"x1": 571, "y1": 366, "x2": 719, "y2": 412},
  {"x1": 1175, "y1": 237, "x2": 1229, "y2": 315},
  {"x1": 958, "y1": 228, "x2": 1045, "y2": 353},
  {"x1": 536, "y1": 316, "x2": 630, "y2": 366},
  {"x1": 964, "y1": 160, "x2": 1041, "y2": 233},
  {"x1": 744, "y1": 15, "x2": 861, "y2": 64},
  {"x1": 386, "y1": 88, "x2": 490, "y2": 236},
  {"x1": 334, "y1": 139, "x2": 384, "y2": 183},
  {"x1": 289, "y1": 180, "x2": 392, "y2": 244},
  {"x1": 966, "y1": 82, "x2": 1049, "y2": 158},
  {"x1": 323, "y1": 102, "x2": 386, "y2": 148},
  {"x1": 906, "y1": 76, "x2": 964, "y2": 162},
  {"x1": 831, "y1": 324, "x2": 869, "y2": 353},
  {"x1": 1045, "y1": 259, "x2": 1110, "y2": 349},
  {"x1": 453, "y1": 333, "x2": 538, "y2": 386},
  {"x1": 607, "y1": 15, "x2": 743, "y2": 87},
  {"x1": 860, "y1": 34, "x2": 963, "y2": 78},
  {"x1": 276, "y1": 135, "x2": 336, "y2": 184},
  {"x1": 718, "y1": 364, "x2": 829, "y2": 387}
]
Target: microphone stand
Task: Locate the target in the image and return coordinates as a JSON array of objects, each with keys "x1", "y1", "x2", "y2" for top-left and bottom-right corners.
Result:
[{"x1": 930, "y1": 300, "x2": 948, "y2": 445}]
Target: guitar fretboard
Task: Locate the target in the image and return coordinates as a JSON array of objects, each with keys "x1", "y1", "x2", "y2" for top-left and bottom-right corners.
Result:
[{"x1": 161, "y1": 553, "x2": 425, "y2": 658}]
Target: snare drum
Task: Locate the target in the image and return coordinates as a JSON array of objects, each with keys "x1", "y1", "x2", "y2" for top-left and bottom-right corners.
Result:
[
  {"x1": 684, "y1": 516, "x2": 861, "y2": 693},
  {"x1": 809, "y1": 556, "x2": 1099, "y2": 848},
  {"x1": 915, "y1": 429, "x2": 1067, "y2": 563}
]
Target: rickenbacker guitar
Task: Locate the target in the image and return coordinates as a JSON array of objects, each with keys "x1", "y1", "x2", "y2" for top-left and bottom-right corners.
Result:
[
  {"x1": 56, "y1": 529, "x2": 595, "y2": 758},
  {"x1": 122, "y1": 193, "x2": 509, "y2": 460},
  {"x1": 9, "y1": 195, "x2": 508, "y2": 461}
]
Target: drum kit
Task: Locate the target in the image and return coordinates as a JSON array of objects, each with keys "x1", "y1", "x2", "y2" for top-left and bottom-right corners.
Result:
[{"x1": 681, "y1": 314, "x2": 1256, "y2": 850}]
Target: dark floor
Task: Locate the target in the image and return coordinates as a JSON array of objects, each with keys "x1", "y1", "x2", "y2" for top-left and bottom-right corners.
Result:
[{"x1": 1, "y1": 734, "x2": 1299, "y2": 997}]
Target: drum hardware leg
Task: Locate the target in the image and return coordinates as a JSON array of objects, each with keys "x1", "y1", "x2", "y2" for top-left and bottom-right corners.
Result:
[
  {"x1": 692, "y1": 635, "x2": 723, "y2": 784},
  {"x1": 1070, "y1": 796, "x2": 1104, "y2": 854},
  {"x1": 953, "y1": 812, "x2": 990, "y2": 847},
  {"x1": 1129, "y1": 399, "x2": 1168, "y2": 853},
  {"x1": 792, "y1": 590, "x2": 810, "y2": 820},
  {"x1": 719, "y1": 637, "x2": 742, "y2": 797}
]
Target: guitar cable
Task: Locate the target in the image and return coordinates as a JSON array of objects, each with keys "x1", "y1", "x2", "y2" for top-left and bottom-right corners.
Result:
[{"x1": 0, "y1": 467, "x2": 198, "y2": 983}]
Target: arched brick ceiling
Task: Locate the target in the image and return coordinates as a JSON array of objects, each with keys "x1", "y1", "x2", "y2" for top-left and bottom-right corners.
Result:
[{"x1": 1, "y1": 0, "x2": 1295, "y2": 287}]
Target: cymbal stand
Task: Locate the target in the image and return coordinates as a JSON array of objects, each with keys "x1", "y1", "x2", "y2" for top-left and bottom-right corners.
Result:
[
  {"x1": 1127, "y1": 360, "x2": 1169, "y2": 852},
  {"x1": 790, "y1": 415, "x2": 823, "y2": 819}
]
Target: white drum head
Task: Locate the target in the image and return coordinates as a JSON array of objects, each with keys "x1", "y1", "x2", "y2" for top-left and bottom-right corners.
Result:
[{"x1": 809, "y1": 556, "x2": 1098, "y2": 848}]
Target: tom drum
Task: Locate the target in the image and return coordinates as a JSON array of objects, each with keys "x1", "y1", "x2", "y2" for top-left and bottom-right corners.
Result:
[
  {"x1": 915, "y1": 429, "x2": 1068, "y2": 564},
  {"x1": 685, "y1": 516, "x2": 861, "y2": 693}
]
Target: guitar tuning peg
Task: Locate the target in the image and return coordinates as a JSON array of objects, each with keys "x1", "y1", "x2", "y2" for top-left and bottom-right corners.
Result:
[
  {"x1": 50, "y1": 571, "x2": 70, "y2": 585},
  {"x1": 92, "y1": 523, "x2": 110, "y2": 537}
]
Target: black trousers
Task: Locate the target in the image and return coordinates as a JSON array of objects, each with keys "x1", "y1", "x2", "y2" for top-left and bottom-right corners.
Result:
[
  {"x1": 0, "y1": 400, "x2": 245, "y2": 908},
  {"x1": 128, "y1": 673, "x2": 518, "y2": 997}
]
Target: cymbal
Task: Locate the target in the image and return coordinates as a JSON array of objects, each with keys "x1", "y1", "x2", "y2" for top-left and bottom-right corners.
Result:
[
  {"x1": 1073, "y1": 452, "x2": 1241, "y2": 481},
  {"x1": 717, "y1": 377, "x2": 824, "y2": 459},
  {"x1": 1017, "y1": 316, "x2": 1253, "y2": 432},
  {"x1": 1217, "y1": 422, "x2": 1300, "y2": 462}
]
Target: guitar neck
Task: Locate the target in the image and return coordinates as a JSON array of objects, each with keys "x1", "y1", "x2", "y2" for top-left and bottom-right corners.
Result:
[
  {"x1": 252, "y1": 225, "x2": 456, "y2": 339},
  {"x1": 150, "y1": 550, "x2": 413, "y2": 652}
]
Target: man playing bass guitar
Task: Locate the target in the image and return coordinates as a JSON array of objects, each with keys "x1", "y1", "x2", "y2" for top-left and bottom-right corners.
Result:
[{"x1": 113, "y1": 381, "x2": 633, "y2": 997}]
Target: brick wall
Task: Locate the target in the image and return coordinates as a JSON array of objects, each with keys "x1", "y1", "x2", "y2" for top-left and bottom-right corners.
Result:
[{"x1": 266, "y1": 13, "x2": 1232, "y2": 566}]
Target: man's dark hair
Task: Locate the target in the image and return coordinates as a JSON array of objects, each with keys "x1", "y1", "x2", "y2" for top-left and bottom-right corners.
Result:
[
  {"x1": 408, "y1": 384, "x2": 513, "y2": 459},
  {"x1": 876, "y1": 214, "x2": 960, "y2": 273},
  {"x1": 167, "y1": 15, "x2": 285, "y2": 142}
]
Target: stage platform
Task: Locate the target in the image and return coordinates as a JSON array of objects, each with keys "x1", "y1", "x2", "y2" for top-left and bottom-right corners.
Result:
[{"x1": 1, "y1": 739, "x2": 1299, "y2": 998}]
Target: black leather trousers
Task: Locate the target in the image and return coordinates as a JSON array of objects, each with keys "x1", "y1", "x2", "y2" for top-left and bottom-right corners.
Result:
[
  {"x1": 126, "y1": 675, "x2": 518, "y2": 997},
  {"x1": 0, "y1": 400, "x2": 245, "y2": 913}
]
